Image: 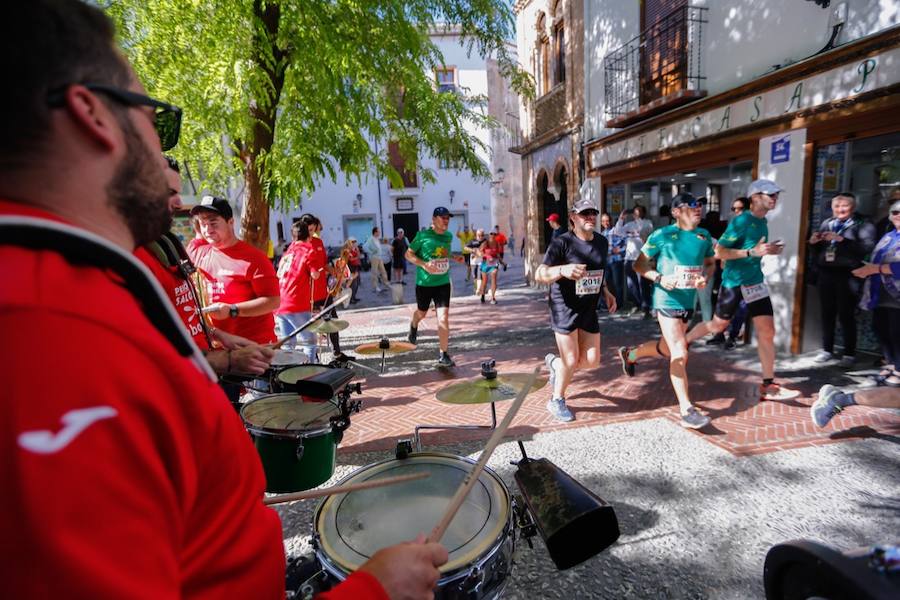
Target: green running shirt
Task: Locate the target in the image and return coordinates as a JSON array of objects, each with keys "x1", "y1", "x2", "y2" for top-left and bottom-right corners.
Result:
[
  {"x1": 408, "y1": 228, "x2": 453, "y2": 287},
  {"x1": 642, "y1": 225, "x2": 715, "y2": 310},
  {"x1": 717, "y1": 212, "x2": 768, "y2": 288}
]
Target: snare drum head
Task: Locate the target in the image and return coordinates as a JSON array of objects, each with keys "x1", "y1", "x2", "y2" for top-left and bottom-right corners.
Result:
[
  {"x1": 270, "y1": 349, "x2": 306, "y2": 366},
  {"x1": 277, "y1": 364, "x2": 332, "y2": 384},
  {"x1": 241, "y1": 394, "x2": 338, "y2": 433},
  {"x1": 315, "y1": 453, "x2": 509, "y2": 575}
]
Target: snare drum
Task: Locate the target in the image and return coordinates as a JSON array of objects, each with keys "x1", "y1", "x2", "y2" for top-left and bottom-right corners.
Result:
[
  {"x1": 273, "y1": 364, "x2": 334, "y2": 395},
  {"x1": 313, "y1": 453, "x2": 514, "y2": 600},
  {"x1": 241, "y1": 394, "x2": 342, "y2": 493}
]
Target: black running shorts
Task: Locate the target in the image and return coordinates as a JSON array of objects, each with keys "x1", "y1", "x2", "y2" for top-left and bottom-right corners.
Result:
[
  {"x1": 715, "y1": 285, "x2": 774, "y2": 320},
  {"x1": 416, "y1": 283, "x2": 452, "y2": 311},
  {"x1": 549, "y1": 302, "x2": 600, "y2": 334},
  {"x1": 657, "y1": 308, "x2": 694, "y2": 322}
]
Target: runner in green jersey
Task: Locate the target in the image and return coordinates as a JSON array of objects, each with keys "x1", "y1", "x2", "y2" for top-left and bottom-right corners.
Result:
[
  {"x1": 617, "y1": 193, "x2": 716, "y2": 429},
  {"x1": 406, "y1": 206, "x2": 464, "y2": 367},
  {"x1": 684, "y1": 179, "x2": 799, "y2": 401}
]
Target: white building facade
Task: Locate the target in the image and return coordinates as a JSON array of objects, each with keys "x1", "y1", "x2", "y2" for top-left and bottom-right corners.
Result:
[
  {"x1": 264, "y1": 30, "x2": 522, "y2": 253},
  {"x1": 582, "y1": 0, "x2": 900, "y2": 353}
]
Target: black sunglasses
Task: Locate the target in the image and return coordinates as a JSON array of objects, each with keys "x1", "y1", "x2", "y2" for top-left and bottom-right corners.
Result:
[
  {"x1": 892, "y1": 210, "x2": 900, "y2": 216},
  {"x1": 576, "y1": 210, "x2": 600, "y2": 217},
  {"x1": 48, "y1": 83, "x2": 182, "y2": 151}
]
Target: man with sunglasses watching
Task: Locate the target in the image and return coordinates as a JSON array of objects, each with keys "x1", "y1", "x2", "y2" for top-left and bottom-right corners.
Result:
[
  {"x1": 686, "y1": 179, "x2": 799, "y2": 401},
  {"x1": 537, "y1": 199, "x2": 617, "y2": 422},
  {"x1": 617, "y1": 193, "x2": 716, "y2": 429},
  {"x1": 0, "y1": 2, "x2": 446, "y2": 599}
]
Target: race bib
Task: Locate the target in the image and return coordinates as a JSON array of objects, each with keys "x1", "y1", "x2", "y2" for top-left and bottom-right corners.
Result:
[
  {"x1": 673, "y1": 265, "x2": 703, "y2": 289},
  {"x1": 431, "y1": 258, "x2": 450, "y2": 274},
  {"x1": 741, "y1": 282, "x2": 770, "y2": 303},
  {"x1": 575, "y1": 269, "x2": 604, "y2": 296},
  {"x1": 824, "y1": 245, "x2": 836, "y2": 263}
]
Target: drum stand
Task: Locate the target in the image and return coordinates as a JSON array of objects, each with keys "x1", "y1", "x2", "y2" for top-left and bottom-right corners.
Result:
[{"x1": 411, "y1": 361, "x2": 500, "y2": 452}]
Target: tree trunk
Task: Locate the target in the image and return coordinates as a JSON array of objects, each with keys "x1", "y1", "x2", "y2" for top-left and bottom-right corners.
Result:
[{"x1": 241, "y1": 0, "x2": 285, "y2": 251}]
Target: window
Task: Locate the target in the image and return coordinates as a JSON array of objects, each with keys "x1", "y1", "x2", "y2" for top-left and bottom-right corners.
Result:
[
  {"x1": 539, "y1": 36, "x2": 550, "y2": 93},
  {"x1": 553, "y1": 22, "x2": 566, "y2": 84},
  {"x1": 388, "y1": 141, "x2": 418, "y2": 189},
  {"x1": 435, "y1": 68, "x2": 456, "y2": 93}
]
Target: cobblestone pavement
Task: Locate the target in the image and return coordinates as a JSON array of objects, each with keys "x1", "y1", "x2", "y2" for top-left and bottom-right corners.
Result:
[{"x1": 276, "y1": 254, "x2": 900, "y2": 599}]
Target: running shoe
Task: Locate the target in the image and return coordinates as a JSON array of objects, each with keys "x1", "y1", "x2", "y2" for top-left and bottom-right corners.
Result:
[
  {"x1": 408, "y1": 324, "x2": 418, "y2": 345},
  {"x1": 706, "y1": 333, "x2": 726, "y2": 345},
  {"x1": 759, "y1": 382, "x2": 801, "y2": 401},
  {"x1": 546, "y1": 397, "x2": 574, "y2": 422},
  {"x1": 724, "y1": 337, "x2": 737, "y2": 350},
  {"x1": 813, "y1": 350, "x2": 834, "y2": 363},
  {"x1": 544, "y1": 353, "x2": 557, "y2": 390},
  {"x1": 437, "y1": 352, "x2": 455, "y2": 367},
  {"x1": 480, "y1": 294, "x2": 486, "y2": 304},
  {"x1": 490, "y1": 299, "x2": 497, "y2": 305},
  {"x1": 680, "y1": 407, "x2": 710, "y2": 429},
  {"x1": 810, "y1": 384, "x2": 852, "y2": 427},
  {"x1": 839, "y1": 355, "x2": 856, "y2": 368},
  {"x1": 617, "y1": 346, "x2": 635, "y2": 377}
]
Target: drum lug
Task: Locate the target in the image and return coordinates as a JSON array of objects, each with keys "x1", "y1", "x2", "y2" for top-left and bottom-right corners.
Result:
[
  {"x1": 395, "y1": 439, "x2": 413, "y2": 460},
  {"x1": 512, "y1": 494, "x2": 537, "y2": 549},
  {"x1": 458, "y1": 566, "x2": 485, "y2": 597},
  {"x1": 295, "y1": 439, "x2": 305, "y2": 462}
]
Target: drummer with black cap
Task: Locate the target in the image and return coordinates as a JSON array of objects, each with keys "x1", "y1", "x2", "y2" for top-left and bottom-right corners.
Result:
[{"x1": 536, "y1": 198, "x2": 617, "y2": 422}]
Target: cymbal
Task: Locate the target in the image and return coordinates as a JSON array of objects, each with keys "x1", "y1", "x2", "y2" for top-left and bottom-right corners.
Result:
[
  {"x1": 355, "y1": 340, "x2": 417, "y2": 355},
  {"x1": 308, "y1": 319, "x2": 349, "y2": 334},
  {"x1": 436, "y1": 373, "x2": 548, "y2": 405}
]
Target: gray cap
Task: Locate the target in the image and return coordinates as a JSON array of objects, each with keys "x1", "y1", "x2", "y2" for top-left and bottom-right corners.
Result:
[
  {"x1": 569, "y1": 198, "x2": 599, "y2": 214},
  {"x1": 748, "y1": 179, "x2": 784, "y2": 196}
]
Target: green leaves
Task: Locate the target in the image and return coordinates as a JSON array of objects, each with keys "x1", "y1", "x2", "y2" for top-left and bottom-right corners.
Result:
[{"x1": 106, "y1": 0, "x2": 529, "y2": 209}]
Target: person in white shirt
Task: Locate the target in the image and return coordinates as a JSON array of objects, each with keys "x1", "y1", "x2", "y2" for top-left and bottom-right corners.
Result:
[
  {"x1": 612, "y1": 205, "x2": 654, "y2": 318},
  {"x1": 364, "y1": 226, "x2": 390, "y2": 292}
]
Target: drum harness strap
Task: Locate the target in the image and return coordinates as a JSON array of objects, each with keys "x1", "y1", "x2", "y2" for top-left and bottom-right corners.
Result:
[
  {"x1": 147, "y1": 231, "x2": 214, "y2": 349},
  {"x1": 0, "y1": 216, "x2": 216, "y2": 382}
]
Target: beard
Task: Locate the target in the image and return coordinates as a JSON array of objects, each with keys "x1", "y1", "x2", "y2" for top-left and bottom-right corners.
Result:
[{"x1": 106, "y1": 115, "x2": 171, "y2": 247}]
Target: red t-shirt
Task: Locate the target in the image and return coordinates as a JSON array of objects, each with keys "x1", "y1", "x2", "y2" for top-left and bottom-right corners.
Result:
[
  {"x1": 0, "y1": 203, "x2": 285, "y2": 599},
  {"x1": 189, "y1": 240, "x2": 279, "y2": 344},
  {"x1": 494, "y1": 231, "x2": 508, "y2": 250},
  {"x1": 134, "y1": 245, "x2": 210, "y2": 351},
  {"x1": 277, "y1": 241, "x2": 315, "y2": 314},
  {"x1": 310, "y1": 237, "x2": 329, "y2": 302}
]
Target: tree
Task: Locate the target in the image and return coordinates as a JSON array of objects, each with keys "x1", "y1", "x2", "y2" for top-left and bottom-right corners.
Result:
[{"x1": 106, "y1": 0, "x2": 530, "y2": 249}]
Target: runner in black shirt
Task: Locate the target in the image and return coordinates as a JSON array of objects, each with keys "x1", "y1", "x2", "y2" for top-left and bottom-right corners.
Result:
[{"x1": 535, "y1": 199, "x2": 617, "y2": 421}]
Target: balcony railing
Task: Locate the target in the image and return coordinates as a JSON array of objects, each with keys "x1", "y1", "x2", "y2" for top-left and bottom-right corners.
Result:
[{"x1": 603, "y1": 5, "x2": 708, "y2": 128}]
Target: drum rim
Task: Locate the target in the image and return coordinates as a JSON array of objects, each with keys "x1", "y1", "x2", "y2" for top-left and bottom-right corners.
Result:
[
  {"x1": 240, "y1": 393, "x2": 338, "y2": 438},
  {"x1": 313, "y1": 452, "x2": 511, "y2": 576}
]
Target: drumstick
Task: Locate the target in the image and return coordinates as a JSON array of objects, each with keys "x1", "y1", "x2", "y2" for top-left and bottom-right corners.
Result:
[
  {"x1": 272, "y1": 289, "x2": 352, "y2": 349},
  {"x1": 263, "y1": 471, "x2": 429, "y2": 505},
  {"x1": 427, "y1": 366, "x2": 539, "y2": 543}
]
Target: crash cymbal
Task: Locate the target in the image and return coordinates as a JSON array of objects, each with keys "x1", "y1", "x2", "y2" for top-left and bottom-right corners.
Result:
[
  {"x1": 355, "y1": 339, "x2": 417, "y2": 355},
  {"x1": 436, "y1": 373, "x2": 547, "y2": 405},
  {"x1": 308, "y1": 319, "x2": 349, "y2": 334}
]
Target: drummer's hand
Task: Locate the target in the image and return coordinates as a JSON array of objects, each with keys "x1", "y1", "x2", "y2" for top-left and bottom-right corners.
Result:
[
  {"x1": 358, "y1": 534, "x2": 448, "y2": 600},
  {"x1": 558, "y1": 263, "x2": 586, "y2": 280},
  {"x1": 204, "y1": 302, "x2": 232, "y2": 320},
  {"x1": 210, "y1": 328, "x2": 255, "y2": 350},
  {"x1": 229, "y1": 344, "x2": 275, "y2": 375}
]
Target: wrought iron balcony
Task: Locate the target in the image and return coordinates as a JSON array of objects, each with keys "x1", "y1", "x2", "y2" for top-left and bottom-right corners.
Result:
[{"x1": 603, "y1": 5, "x2": 708, "y2": 128}]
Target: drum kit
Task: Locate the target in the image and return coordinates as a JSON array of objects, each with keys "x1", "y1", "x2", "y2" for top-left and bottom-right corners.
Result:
[{"x1": 268, "y1": 359, "x2": 621, "y2": 599}]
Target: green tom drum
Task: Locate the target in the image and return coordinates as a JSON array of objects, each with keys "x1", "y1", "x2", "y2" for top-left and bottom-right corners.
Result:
[{"x1": 241, "y1": 393, "x2": 341, "y2": 493}]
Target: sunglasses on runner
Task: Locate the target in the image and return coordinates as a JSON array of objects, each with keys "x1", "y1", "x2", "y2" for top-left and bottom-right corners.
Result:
[
  {"x1": 679, "y1": 200, "x2": 703, "y2": 209},
  {"x1": 47, "y1": 83, "x2": 183, "y2": 151},
  {"x1": 576, "y1": 210, "x2": 599, "y2": 217}
]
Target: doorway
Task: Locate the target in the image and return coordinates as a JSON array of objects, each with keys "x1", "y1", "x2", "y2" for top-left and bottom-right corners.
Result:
[{"x1": 392, "y1": 213, "x2": 420, "y2": 241}]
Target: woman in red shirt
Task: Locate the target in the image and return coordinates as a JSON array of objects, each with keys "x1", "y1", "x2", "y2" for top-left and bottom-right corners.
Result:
[{"x1": 479, "y1": 233, "x2": 502, "y2": 304}]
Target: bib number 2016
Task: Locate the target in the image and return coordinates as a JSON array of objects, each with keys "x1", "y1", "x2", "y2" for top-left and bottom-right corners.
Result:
[{"x1": 576, "y1": 270, "x2": 604, "y2": 296}]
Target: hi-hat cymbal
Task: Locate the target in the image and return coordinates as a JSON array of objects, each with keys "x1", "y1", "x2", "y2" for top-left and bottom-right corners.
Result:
[
  {"x1": 355, "y1": 340, "x2": 417, "y2": 355},
  {"x1": 308, "y1": 319, "x2": 350, "y2": 334},
  {"x1": 436, "y1": 373, "x2": 548, "y2": 405}
]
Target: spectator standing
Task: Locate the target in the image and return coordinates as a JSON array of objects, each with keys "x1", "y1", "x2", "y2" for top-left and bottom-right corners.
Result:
[
  {"x1": 457, "y1": 224, "x2": 475, "y2": 281},
  {"x1": 851, "y1": 199, "x2": 900, "y2": 387},
  {"x1": 391, "y1": 228, "x2": 409, "y2": 284},
  {"x1": 808, "y1": 192, "x2": 877, "y2": 365},
  {"x1": 612, "y1": 205, "x2": 655, "y2": 318},
  {"x1": 547, "y1": 213, "x2": 566, "y2": 240},
  {"x1": 599, "y1": 212, "x2": 625, "y2": 311},
  {"x1": 363, "y1": 227, "x2": 389, "y2": 292}
]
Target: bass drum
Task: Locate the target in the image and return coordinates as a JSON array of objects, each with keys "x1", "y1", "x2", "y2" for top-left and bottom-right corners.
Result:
[{"x1": 312, "y1": 453, "x2": 514, "y2": 600}]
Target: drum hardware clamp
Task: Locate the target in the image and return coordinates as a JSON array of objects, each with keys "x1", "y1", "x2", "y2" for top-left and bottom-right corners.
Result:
[{"x1": 394, "y1": 439, "x2": 414, "y2": 460}]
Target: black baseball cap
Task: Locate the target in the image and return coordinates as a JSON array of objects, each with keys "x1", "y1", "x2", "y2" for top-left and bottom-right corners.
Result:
[
  {"x1": 190, "y1": 195, "x2": 233, "y2": 220},
  {"x1": 671, "y1": 192, "x2": 701, "y2": 209},
  {"x1": 433, "y1": 206, "x2": 453, "y2": 217}
]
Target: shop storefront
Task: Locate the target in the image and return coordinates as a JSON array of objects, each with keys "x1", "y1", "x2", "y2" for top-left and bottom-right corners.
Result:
[{"x1": 585, "y1": 28, "x2": 900, "y2": 353}]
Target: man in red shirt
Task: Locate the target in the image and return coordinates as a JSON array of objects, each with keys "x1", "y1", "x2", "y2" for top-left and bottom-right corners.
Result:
[
  {"x1": 0, "y1": 2, "x2": 446, "y2": 599},
  {"x1": 493, "y1": 225, "x2": 509, "y2": 270},
  {"x1": 135, "y1": 156, "x2": 274, "y2": 375},
  {"x1": 189, "y1": 196, "x2": 281, "y2": 344}
]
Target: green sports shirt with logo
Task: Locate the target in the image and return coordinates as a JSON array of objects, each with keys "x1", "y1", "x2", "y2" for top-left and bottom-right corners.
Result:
[
  {"x1": 641, "y1": 225, "x2": 715, "y2": 310},
  {"x1": 717, "y1": 212, "x2": 768, "y2": 288},
  {"x1": 408, "y1": 228, "x2": 453, "y2": 287}
]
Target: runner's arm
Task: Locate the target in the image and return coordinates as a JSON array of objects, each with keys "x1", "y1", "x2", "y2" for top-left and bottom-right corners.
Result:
[{"x1": 634, "y1": 252, "x2": 657, "y2": 280}]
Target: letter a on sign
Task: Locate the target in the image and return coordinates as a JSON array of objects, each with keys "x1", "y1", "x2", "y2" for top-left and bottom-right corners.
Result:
[{"x1": 771, "y1": 136, "x2": 790, "y2": 164}]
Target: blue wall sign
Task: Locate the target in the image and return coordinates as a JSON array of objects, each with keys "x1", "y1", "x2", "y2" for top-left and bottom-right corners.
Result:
[{"x1": 771, "y1": 136, "x2": 790, "y2": 164}]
